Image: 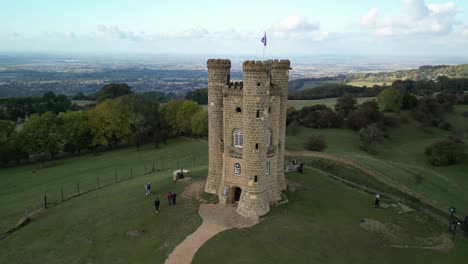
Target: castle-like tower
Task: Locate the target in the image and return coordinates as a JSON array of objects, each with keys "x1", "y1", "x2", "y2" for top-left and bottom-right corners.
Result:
[{"x1": 204, "y1": 59, "x2": 291, "y2": 218}]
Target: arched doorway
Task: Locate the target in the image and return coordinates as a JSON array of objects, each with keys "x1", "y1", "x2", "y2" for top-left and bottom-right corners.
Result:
[{"x1": 233, "y1": 187, "x2": 242, "y2": 203}]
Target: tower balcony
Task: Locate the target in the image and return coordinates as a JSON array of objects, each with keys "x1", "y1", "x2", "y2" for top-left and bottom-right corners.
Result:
[{"x1": 228, "y1": 146, "x2": 243, "y2": 158}]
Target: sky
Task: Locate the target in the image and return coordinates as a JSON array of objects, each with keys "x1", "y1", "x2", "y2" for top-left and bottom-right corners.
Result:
[{"x1": 1, "y1": 0, "x2": 468, "y2": 57}]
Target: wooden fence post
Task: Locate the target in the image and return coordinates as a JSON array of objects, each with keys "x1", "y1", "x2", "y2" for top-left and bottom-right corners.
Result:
[
  {"x1": 77, "y1": 183, "x2": 80, "y2": 196},
  {"x1": 61, "y1": 188, "x2": 64, "y2": 202},
  {"x1": 44, "y1": 194, "x2": 47, "y2": 209}
]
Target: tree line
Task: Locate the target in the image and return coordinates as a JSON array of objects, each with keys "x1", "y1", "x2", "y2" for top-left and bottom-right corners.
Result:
[
  {"x1": 288, "y1": 76, "x2": 468, "y2": 100},
  {"x1": 0, "y1": 85, "x2": 208, "y2": 166}
]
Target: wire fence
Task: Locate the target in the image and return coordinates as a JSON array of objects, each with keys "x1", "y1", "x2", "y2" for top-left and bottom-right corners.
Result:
[{"x1": 0, "y1": 154, "x2": 208, "y2": 238}]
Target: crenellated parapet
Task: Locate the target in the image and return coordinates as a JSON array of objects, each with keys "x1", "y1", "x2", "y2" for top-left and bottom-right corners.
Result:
[
  {"x1": 242, "y1": 60, "x2": 273, "y2": 72},
  {"x1": 271, "y1": 59, "x2": 291, "y2": 70},
  {"x1": 207, "y1": 59, "x2": 231, "y2": 69}
]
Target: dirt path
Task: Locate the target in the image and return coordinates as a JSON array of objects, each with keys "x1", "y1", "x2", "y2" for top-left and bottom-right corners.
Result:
[{"x1": 165, "y1": 182, "x2": 259, "y2": 264}]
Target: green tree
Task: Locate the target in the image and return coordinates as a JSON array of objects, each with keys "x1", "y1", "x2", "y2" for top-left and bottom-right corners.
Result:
[
  {"x1": 359, "y1": 124, "x2": 385, "y2": 154},
  {"x1": 89, "y1": 99, "x2": 133, "y2": 148},
  {"x1": 334, "y1": 95, "x2": 357, "y2": 118},
  {"x1": 96, "y1": 83, "x2": 133, "y2": 102},
  {"x1": 377, "y1": 87, "x2": 403, "y2": 112},
  {"x1": 61, "y1": 111, "x2": 91, "y2": 153},
  {"x1": 162, "y1": 100, "x2": 183, "y2": 135},
  {"x1": 304, "y1": 134, "x2": 327, "y2": 152},
  {"x1": 425, "y1": 136, "x2": 466, "y2": 166},
  {"x1": 20, "y1": 112, "x2": 63, "y2": 161},
  {"x1": 185, "y1": 88, "x2": 208, "y2": 105},
  {"x1": 347, "y1": 100, "x2": 384, "y2": 130},
  {"x1": 191, "y1": 109, "x2": 208, "y2": 136},
  {"x1": 0, "y1": 120, "x2": 15, "y2": 145},
  {"x1": 176, "y1": 100, "x2": 202, "y2": 135}
]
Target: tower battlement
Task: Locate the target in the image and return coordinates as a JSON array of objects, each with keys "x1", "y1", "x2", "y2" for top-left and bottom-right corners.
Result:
[{"x1": 205, "y1": 58, "x2": 291, "y2": 218}]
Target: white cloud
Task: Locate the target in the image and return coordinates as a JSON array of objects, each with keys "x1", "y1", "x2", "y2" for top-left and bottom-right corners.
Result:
[
  {"x1": 97, "y1": 25, "x2": 148, "y2": 41},
  {"x1": 361, "y1": 0, "x2": 461, "y2": 37},
  {"x1": 266, "y1": 14, "x2": 327, "y2": 41}
]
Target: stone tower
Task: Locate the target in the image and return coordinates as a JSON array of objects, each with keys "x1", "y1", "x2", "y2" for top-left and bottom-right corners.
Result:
[{"x1": 204, "y1": 59, "x2": 291, "y2": 218}]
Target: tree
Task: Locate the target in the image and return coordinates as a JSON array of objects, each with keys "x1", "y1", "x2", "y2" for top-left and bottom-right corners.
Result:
[
  {"x1": 175, "y1": 100, "x2": 202, "y2": 135},
  {"x1": 286, "y1": 107, "x2": 299, "y2": 125},
  {"x1": 425, "y1": 136, "x2": 466, "y2": 166},
  {"x1": 304, "y1": 135, "x2": 327, "y2": 152},
  {"x1": 20, "y1": 112, "x2": 63, "y2": 161},
  {"x1": 185, "y1": 88, "x2": 208, "y2": 105},
  {"x1": 300, "y1": 105, "x2": 341, "y2": 128},
  {"x1": 401, "y1": 93, "x2": 418, "y2": 110},
  {"x1": 191, "y1": 109, "x2": 208, "y2": 136},
  {"x1": 335, "y1": 95, "x2": 357, "y2": 118},
  {"x1": 377, "y1": 87, "x2": 403, "y2": 112},
  {"x1": 0, "y1": 120, "x2": 15, "y2": 145},
  {"x1": 88, "y1": 99, "x2": 133, "y2": 148},
  {"x1": 347, "y1": 100, "x2": 384, "y2": 130},
  {"x1": 162, "y1": 100, "x2": 183, "y2": 135},
  {"x1": 42, "y1": 92, "x2": 72, "y2": 114},
  {"x1": 359, "y1": 124, "x2": 384, "y2": 154},
  {"x1": 61, "y1": 111, "x2": 91, "y2": 153},
  {"x1": 96, "y1": 83, "x2": 133, "y2": 102}
]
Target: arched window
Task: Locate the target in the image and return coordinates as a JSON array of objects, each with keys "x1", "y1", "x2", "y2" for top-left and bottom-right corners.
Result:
[
  {"x1": 234, "y1": 162, "x2": 241, "y2": 175},
  {"x1": 266, "y1": 161, "x2": 270, "y2": 175},
  {"x1": 266, "y1": 129, "x2": 272, "y2": 147},
  {"x1": 233, "y1": 129, "x2": 243, "y2": 148}
]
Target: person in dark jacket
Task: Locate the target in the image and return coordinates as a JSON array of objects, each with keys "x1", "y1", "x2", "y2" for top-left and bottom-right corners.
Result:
[
  {"x1": 374, "y1": 194, "x2": 380, "y2": 208},
  {"x1": 172, "y1": 192, "x2": 177, "y2": 205},
  {"x1": 167, "y1": 192, "x2": 172, "y2": 206},
  {"x1": 154, "y1": 198, "x2": 160, "y2": 213}
]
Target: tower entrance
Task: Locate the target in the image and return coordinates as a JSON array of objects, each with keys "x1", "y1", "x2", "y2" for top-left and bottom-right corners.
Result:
[{"x1": 233, "y1": 187, "x2": 242, "y2": 203}]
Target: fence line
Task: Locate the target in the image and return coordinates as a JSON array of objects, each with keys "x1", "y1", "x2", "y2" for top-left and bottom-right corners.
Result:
[{"x1": 0, "y1": 154, "x2": 209, "y2": 239}]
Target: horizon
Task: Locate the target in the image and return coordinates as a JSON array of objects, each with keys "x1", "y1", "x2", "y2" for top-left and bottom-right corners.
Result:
[{"x1": 2, "y1": 0, "x2": 468, "y2": 57}]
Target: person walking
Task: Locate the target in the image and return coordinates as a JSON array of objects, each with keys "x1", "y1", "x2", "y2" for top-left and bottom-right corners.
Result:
[
  {"x1": 144, "y1": 183, "x2": 148, "y2": 196},
  {"x1": 172, "y1": 192, "x2": 177, "y2": 205},
  {"x1": 167, "y1": 192, "x2": 172, "y2": 206},
  {"x1": 147, "y1": 182, "x2": 152, "y2": 196},
  {"x1": 374, "y1": 194, "x2": 380, "y2": 208},
  {"x1": 154, "y1": 197, "x2": 160, "y2": 213}
]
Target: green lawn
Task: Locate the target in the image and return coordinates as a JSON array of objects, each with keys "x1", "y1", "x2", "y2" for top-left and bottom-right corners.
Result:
[
  {"x1": 0, "y1": 138, "x2": 209, "y2": 263},
  {"x1": 288, "y1": 97, "x2": 375, "y2": 109},
  {"x1": 194, "y1": 170, "x2": 468, "y2": 264},
  {"x1": 286, "y1": 106, "x2": 468, "y2": 215},
  {"x1": 0, "y1": 138, "x2": 208, "y2": 234}
]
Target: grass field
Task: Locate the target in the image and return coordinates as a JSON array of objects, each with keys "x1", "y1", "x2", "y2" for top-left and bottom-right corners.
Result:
[
  {"x1": 347, "y1": 81, "x2": 388, "y2": 87},
  {"x1": 287, "y1": 97, "x2": 375, "y2": 109},
  {"x1": 0, "y1": 138, "x2": 209, "y2": 263},
  {"x1": 194, "y1": 170, "x2": 468, "y2": 264},
  {"x1": 286, "y1": 105, "x2": 468, "y2": 215}
]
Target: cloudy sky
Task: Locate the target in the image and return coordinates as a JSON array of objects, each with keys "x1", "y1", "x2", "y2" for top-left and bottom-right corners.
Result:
[{"x1": 1, "y1": 0, "x2": 468, "y2": 56}]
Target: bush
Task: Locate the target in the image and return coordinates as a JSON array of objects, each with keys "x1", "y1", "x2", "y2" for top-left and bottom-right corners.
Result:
[
  {"x1": 425, "y1": 136, "x2": 466, "y2": 166},
  {"x1": 300, "y1": 105, "x2": 341, "y2": 128},
  {"x1": 347, "y1": 100, "x2": 384, "y2": 130},
  {"x1": 359, "y1": 124, "x2": 385, "y2": 154},
  {"x1": 438, "y1": 121, "x2": 452, "y2": 131},
  {"x1": 304, "y1": 135, "x2": 327, "y2": 152}
]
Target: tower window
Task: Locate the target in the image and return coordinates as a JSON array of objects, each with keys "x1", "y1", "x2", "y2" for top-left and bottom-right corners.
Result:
[
  {"x1": 267, "y1": 129, "x2": 272, "y2": 147},
  {"x1": 256, "y1": 110, "x2": 260, "y2": 119},
  {"x1": 266, "y1": 161, "x2": 270, "y2": 175},
  {"x1": 233, "y1": 129, "x2": 243, "y2": 148},
  {"x1": 268, "y1": 107, "x2": 271, "y2": 113},
  {"x1": 255, "y1": 143, "x2": 259, "y2": 150},
  {"x1": 254, "y1": 175, "x2": 258, "y2": 182},
  {"x1": 234, "y1": 162, "x2": 241, "y2": 175},
  {"x1": 257, "y1": 82, "x2": 261, "y2": 87},
  {"x1": 236, "y1": 107, "x2": 242, "y2": 113}
]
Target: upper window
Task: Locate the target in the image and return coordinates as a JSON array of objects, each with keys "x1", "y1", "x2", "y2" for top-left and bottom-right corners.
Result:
[
  {"x1": 233, "y1": 129, "x2": 243, "y2": 148},
  {"x1": 234, "y1": 162, "x2": 241, "y2": 175},
  {"x1": 267, "y1": 129, "x2": 272, "y2": 147}
]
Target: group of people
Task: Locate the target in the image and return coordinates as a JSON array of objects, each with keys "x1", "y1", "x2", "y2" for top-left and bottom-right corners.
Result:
[
  {"x1": 291, "y1": 159, "x2": 304, "y2": 173},
  {"x1": 144, "y1": 182, "x2": 177, "y2": 214}
]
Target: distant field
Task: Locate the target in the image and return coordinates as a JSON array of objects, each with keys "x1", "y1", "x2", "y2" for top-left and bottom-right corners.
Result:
[
  {"x1": 71, "y1": 100, "x2": 97, "y2": 106},
  {"x1": 287, "y1": 97, "x2": 375, "y2": 109},
  {"x1": 347, "y1": 81, "x2": 388, "y2": 87}
]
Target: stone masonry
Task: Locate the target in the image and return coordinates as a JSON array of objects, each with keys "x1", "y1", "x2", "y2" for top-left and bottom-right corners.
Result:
[{"x1": 204, "y1": 59, "x2": 291, "y2": 218}]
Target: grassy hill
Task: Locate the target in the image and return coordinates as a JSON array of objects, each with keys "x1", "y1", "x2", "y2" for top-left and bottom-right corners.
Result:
[{"x1": 286, "y1": 105, "x2": 468, "y2": 216}]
